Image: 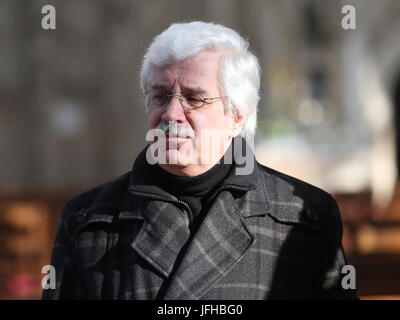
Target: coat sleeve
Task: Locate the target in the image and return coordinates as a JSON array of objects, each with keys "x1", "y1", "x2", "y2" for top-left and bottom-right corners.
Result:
[
  {"x1": 312, "y1": 196, "x2": 359, "y2": 299},
  {"x1": 42, "y1": 203, "x2": 77, "y2": 299}
]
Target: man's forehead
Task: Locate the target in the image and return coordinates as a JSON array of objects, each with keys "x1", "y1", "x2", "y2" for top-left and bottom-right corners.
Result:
[
  {"x1": 151, "y1": 53, "x2": 221, "y2": 90},
  {"x1": 151, "y1": 72, "x2": 208, "y2": 91},
  {"x1": 156, "y1": 51, "x2": 222, "y2": 73},
  {"x1": 150, "y1": 83, "x2": 207, "y2": 94}
]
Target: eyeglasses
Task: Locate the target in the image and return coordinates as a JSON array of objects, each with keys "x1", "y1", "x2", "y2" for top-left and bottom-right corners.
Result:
[{"x1": 140, "y1": 90, "x2": 227, "y2": 111}]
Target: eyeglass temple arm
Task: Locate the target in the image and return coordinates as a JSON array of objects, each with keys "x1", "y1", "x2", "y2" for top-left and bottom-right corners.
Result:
[{"x1": 204, "y1": 96, "x2": 227, "y2": 101}]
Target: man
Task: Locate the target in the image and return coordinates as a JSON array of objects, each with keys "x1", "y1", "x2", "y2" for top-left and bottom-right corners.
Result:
[{"x1": 43, "y1": 21, "x2": 358, "y2": 300}]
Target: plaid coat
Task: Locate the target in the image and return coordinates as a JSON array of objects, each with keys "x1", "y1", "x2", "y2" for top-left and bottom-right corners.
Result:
[{"x1": 42, "y1": 146, "x2": 358, "y2": 300}]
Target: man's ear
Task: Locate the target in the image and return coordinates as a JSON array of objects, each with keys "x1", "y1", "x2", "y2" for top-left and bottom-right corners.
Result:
[{"x1": 231, "y1": 108, "x2": 248, "y2": 137}]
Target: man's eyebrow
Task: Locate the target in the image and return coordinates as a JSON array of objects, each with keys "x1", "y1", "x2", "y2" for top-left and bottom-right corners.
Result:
[
  {"x1": 182, "y1": 87, "x2": 207, "y2": 94},
  {"x1": 150, "y1": 85, "x2": 207, "y2": 94}
]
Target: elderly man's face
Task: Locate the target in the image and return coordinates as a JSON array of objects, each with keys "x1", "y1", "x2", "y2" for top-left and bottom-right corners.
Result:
[{"x1": 147, "y1": 50, "x2": 244, "y2": 176}]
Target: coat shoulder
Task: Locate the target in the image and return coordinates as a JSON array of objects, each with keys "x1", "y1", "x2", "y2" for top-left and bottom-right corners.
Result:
[
  {"x1": 259, "y1": 163, "x2": 335, "y2": 205},
  {"x1": 63, "y1": 171, "x2": 131, "y2": 217},
  {"x1": 256, "y1": 163, "x2": 342, "y2": 234}
]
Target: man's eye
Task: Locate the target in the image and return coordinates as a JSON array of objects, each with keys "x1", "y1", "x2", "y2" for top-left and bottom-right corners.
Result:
[
  {"x1": 152, "y1": 94, "x2": 169, "y2": 105},
  {"x1": 186, "y1": 95, "x2": 204, "y2": 107},
  {"x1": 187, "y1": 96, "x2": 202, "y2": 102}
]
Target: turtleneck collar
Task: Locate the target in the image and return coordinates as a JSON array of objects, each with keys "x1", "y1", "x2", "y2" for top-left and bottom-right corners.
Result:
[
  {"x1": 151, "y1": 143, "x2": 233, "y2": 196},
  {"x1": 130, "y1": 136, "x2": 256, "y2": 189}
]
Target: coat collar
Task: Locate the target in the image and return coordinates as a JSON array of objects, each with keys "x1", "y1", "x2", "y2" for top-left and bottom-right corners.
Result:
[{"x1": 122, "y1": 136, "x2": 268, "y2": 220}]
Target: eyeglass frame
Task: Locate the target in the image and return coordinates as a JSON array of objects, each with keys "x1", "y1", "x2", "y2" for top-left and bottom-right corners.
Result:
[{"x1": 140, "y1": 89, "x2": 228, "y2": 111}]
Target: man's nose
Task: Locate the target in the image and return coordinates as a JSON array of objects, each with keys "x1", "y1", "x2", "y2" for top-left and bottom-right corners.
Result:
[{"x1": 161, "y1": 95, "x2": 186, "y2": 123}]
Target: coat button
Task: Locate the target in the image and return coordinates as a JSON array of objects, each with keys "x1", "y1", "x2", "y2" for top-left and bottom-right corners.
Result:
[
  {"x1": 306, "y1": 208, "x2": 318, "y2": 221},
  {"x1": 76, "y1": 208, "x2": 87, "y2": 222}
]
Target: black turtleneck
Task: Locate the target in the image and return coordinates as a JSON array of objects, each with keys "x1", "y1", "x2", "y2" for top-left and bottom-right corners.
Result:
[
  {"x1": 143, "y1": 143, "x2": 233, "y2": 228},
  {"x1": 154, "y1": 158, "x2": 231, "y2": 216}
]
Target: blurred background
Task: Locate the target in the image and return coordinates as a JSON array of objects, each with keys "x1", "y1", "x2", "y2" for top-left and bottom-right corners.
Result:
[{"x1": 1, "y1": 0, "x2": 399, "y2": 299}]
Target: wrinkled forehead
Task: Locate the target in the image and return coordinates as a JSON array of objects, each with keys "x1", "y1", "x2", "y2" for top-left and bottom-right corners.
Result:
[{"x1": 151, "y1": 51, "x2": 224, "y2": 90}]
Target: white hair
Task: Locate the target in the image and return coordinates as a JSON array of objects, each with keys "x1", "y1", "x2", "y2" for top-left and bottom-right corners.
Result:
[{"x1": 140, "y1": 21, "x2": 261, "y2": 140}]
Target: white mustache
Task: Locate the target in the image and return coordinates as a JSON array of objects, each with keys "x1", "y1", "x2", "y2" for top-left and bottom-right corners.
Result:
[{"x1": 156, "y1": 121, "x2": 195, "y2": 139}]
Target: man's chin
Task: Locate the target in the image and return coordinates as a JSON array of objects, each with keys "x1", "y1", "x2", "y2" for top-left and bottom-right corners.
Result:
[{"x1": 164, "y1": 149, "x2": 197, "y2": 166}]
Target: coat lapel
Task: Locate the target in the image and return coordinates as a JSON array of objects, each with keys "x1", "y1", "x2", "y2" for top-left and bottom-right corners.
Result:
[
  {"x1": 161, "y1": 190, "x2": 254, "y2": 300},
  {"x1": 132, "y1": 201, "x2": 191, "y2": 278},
  {"x1": 118, "y1": 191, "x2": 191, "y2": 279}
]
